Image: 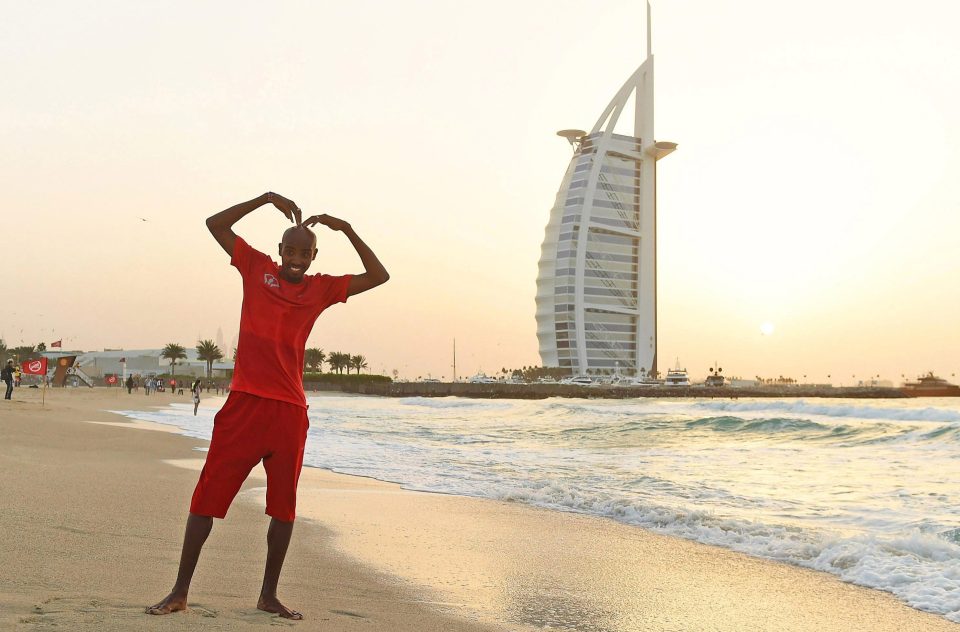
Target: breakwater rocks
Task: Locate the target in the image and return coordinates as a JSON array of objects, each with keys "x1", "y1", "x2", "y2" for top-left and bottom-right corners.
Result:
[{"x1": 325, "y1": 382, "x2": 908, "y2": 400}]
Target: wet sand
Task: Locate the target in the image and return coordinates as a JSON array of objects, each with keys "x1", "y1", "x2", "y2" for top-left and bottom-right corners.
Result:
[{"x1": 1, "y1": 387, "x2": 956, "y2": 631}]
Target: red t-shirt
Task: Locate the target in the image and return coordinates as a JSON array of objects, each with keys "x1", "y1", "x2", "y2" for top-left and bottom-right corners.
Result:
[{"x1": 230, "y1": 236, "x2": 351, "y2": 408}]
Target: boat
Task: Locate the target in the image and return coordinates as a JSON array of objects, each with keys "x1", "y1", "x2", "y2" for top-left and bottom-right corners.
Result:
[
  {"x1": 608, "y1": 374, "x2": 629, "y2": 387},
  {"x1": 664, "y1": 359, "x2": 690, "y2": 387},
  {"x1": 626, "y1": 377, "x2": 660, "y2": 387},
  {"x1": 704, "y1": 363, "x2": 725, "y2": 387},
  {"x1": 901, "y1": 373, "x2": 960, "y2": 397},
  {"x1": 704, "y1": 373, "x2": 725, "y2": 387},
  {"x1": 468, "y1": 373, "x2": 498, "y2": 384},
  {"x1": 560, "y1": 375, "x2": 594, "y2": 386}
]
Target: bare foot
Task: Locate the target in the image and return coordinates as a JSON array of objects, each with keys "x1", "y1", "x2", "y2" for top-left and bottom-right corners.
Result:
[
  {"x1": 146, "y1": 592, "x2": 188, "y2": 615},
  {"x1": 257, "y1": 595, "x2": 303, "y2": 620}
]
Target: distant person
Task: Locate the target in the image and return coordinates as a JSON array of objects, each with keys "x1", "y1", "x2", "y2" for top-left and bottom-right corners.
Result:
[
  {"x1": 177, "y1": 380, "x2": 184, "y2": 395},
  {"x1": 169, "y1": 378, "x2": 177, "y2": 394},
  {"x1": 191, "y1": 378, "x2": 202, "y2": 416},
  {"x1": 14, "y1": 366, "x2": 21, "y2": 387},
  {"x1": 147, "y1": 191, "x2": 389, "y2": 620},
  {"x1": 126, "y1": 375, "x2": 134, "y2": 394},
  {"x1": 2, "y1": 360, "x2": 14, "y2": 400}
]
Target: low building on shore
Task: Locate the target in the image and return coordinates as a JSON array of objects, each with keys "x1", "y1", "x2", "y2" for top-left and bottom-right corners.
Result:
[{"x1": 41, "y1": 348, "x2": 234, "y2": 379}]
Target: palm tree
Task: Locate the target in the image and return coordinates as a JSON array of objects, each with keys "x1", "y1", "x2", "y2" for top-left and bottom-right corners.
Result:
[
  {"x1": 0, "y1": 338, "x2": 7, "y2": 357},
  {"x1": 350, "y1": 354, "x2": 368, "y2": 374},
  {"x1": 304, "y1": 348, "x2": 325, "y2": 373},
  {"x1": 162, "y1": 343, "x2": 187, "y2": 376},
  {"x1": 12, "y1": 345, "x2": 37, "y2": 362},
  {"x1": 328, "y1": 351, "x2": 349, "y2": 375},
  {"x1": 196, "y1": 339, "x2": 223, "y2": 378}
]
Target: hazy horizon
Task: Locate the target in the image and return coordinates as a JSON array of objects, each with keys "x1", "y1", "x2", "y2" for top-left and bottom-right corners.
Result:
[{"x1": 2, "y1": 0, "x2": 958, "y2": 383}]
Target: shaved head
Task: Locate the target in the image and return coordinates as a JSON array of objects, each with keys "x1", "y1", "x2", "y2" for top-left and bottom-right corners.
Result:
[{"x1": 281, "y1": 225, "x2": 317, "y2": 249}]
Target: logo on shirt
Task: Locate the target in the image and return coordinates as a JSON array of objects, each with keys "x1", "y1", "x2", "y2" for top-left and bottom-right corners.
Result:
[{"x1": 263, "y1": 273, "x2": 280, "y2": 288}]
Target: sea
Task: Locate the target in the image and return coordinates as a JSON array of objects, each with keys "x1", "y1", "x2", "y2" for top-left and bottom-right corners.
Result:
[{"x1": 115, "y1": 394, "x2": 960, "y2": 622}]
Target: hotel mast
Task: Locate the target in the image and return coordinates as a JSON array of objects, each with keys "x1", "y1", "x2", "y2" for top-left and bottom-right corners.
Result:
[{"x1": 535, "y1": 2, "x2": 676, "y2": 377}]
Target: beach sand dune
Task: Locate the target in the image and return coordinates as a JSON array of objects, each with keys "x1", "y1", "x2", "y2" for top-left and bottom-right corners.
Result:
[{"x1": 1, "y1": 388, "x2": 956, "y2": 631}]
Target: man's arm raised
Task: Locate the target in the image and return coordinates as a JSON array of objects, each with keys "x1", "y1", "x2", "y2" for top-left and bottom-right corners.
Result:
[
  {"x1": 206, "y1": 192, "x2": 302, "y2": 257},
  {"x1": 303, "y1": 214, "x2": 389, "y2": 297}
]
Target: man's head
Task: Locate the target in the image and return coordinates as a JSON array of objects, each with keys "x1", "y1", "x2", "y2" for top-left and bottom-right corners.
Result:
[{"x1": 277, "y1": 226, "x2": 318, "y2": 283}]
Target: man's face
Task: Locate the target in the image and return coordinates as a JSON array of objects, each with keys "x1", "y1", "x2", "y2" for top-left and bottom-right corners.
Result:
[{"x1": 277, "y1": 227, "x2": 317, "y2": 283}]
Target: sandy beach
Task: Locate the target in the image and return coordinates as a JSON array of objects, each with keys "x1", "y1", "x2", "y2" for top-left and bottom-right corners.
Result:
[{"x1": 1, "y1": 387, "x2": 957, "y2": 631}]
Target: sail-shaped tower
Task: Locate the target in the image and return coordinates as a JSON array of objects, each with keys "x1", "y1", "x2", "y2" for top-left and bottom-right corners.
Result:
[{"x1": 535, "y1": 3, "x2": 676, "y2": 377}]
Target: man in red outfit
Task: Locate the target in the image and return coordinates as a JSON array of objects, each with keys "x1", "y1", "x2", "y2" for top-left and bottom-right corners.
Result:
[{"x1": 147, "y1": 192, "x2": 389, "y2": 620}]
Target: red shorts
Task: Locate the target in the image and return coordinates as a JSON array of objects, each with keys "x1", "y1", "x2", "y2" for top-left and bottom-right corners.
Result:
[{"x1": 190, "y1": 391, "x2": 309, "y2": 522}]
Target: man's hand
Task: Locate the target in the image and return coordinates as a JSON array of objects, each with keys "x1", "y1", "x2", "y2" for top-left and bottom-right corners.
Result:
[
  {"x1": 206, "y1": 192, "x2": 302, "y2": 257},
  {"x1": 267, "y1": 192, "x2": 302, "y2": 226},
  {"x1": 303, "y1": 214, "x2": 351, "y2": 233},
  {"x1": 303, "y1": 214, "x2": 388, "y2": 297}
]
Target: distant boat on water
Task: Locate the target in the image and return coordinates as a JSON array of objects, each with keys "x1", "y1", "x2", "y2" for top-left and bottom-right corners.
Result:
[
  {"x1": 901, "y1": 373, "x2": 960, "y2": 397},
  {"x1": 664, "y1": 359, "x2": 690, "y2": 387},
  {"x1": 560, "y1": 375, "x2": 594, "y2": 387},
  {"x1": 704, "y1": 362, "x2": 725, "y2": 387}
]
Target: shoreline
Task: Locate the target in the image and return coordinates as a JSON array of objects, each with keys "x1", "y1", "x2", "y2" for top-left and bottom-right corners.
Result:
[{"x1": 2, "y1": 388, "x2": 957, "y2": 630}]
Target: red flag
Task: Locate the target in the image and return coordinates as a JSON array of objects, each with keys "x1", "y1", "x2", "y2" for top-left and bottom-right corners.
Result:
[
  {"x1": 51, "y1": 340, "x2": 62, "y2": 348},
  {"x1": 22, "y1": 357, "x2": 48, "y2": 376}
]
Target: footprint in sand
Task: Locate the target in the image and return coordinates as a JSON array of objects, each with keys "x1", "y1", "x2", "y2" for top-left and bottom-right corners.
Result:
[
  {"x1": 330, "y1": 609, "x2": 367, "y2": 619},
  {"x1": 22, "y1": 596, "x2": 218, "y2": 627}
]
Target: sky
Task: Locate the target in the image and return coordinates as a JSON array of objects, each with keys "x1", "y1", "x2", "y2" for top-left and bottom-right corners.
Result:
[{"x1": 1, "y1": 0, "x2": 958, "y2": 383}]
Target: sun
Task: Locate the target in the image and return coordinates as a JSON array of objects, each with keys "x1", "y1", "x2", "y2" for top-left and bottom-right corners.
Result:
[{"x1": 760, "y1": 322, "x2": 775, "y2": 336}]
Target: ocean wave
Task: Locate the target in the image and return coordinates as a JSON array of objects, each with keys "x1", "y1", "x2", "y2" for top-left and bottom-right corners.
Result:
[
  {"x1": 685, "y1": 416, "x2": 831, "y2": 434},
  {"x1": 398, "y1": 396, "x2": 514, "y2": 411},
  {"x1": 693, "y1": 399, "x2": 960, "y2": 423}
]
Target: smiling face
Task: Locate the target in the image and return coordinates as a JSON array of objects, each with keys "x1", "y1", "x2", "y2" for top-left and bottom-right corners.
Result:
[{"x1": 277, "y1": 226, "x2": 318, "y2": 283}]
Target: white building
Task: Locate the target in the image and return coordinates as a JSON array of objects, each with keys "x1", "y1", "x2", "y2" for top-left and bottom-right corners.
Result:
[
  {"x1": 70, "y1": 348, "x2": 234, "y2": 379},
  {"x1": 535, "y1": 3, "x2": 676, "y2": 377}
]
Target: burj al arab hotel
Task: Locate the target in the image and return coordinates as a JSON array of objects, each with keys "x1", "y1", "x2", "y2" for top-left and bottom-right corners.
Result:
[{"x1": 535, "y1": 3, "x2": 676, "y2": 377}]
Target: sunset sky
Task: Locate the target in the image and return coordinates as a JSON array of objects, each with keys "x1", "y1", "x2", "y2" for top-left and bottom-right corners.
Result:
[{"x1": 2, "y1": 0, "x2": 958, "y2": 383}]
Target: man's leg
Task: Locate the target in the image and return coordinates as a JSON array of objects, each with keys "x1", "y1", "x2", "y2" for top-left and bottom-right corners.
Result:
[
  {"x1": 257, "y1": 518, "x2": 302, "y2": 620},
  {"x1": 146, "y1": 513, "x2": 214, "y2": 615},
  {"x1": 257, "y1": 399, "x2": 309, "y2": 620}
]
